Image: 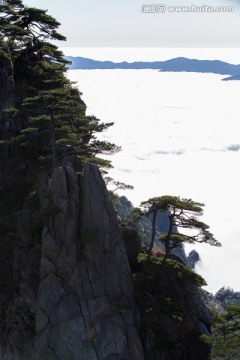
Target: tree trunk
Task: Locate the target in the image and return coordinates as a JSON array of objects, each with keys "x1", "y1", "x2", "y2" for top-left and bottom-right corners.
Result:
[
  {"x1": 148, "y1": 209, "x2": 157, "y2": 256},
  {"x1": 164, "y1": 214, "x2": 174, "y2": 258}
]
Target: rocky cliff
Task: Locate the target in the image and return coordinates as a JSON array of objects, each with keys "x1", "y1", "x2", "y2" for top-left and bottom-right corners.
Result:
[
  {"x1": 0, "y1": 56, "x2": 212, "y2": 360},
  {"x1": 0, "y1": 163, "x2": 144, "y2": 359},
  {"x1": 36, "y1": 164, "x2": 144, "y2": 360},
  {"x1": 0, "y1": 157, "x2": 213, "y2": 360}
]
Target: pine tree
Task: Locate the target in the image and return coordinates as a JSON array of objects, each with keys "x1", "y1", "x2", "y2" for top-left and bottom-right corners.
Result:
[
  {"x1": 1, "y1": 0, "x2": 119, "y2": 170},
  {"x1": 20, "y1": 86, "x2": 119, "y2": 169},
  {"x1": 212, "y1": 305, "x2": 240, "y2": 358},
  {"x1": 140, "y1": 195, "x2": 221, "y2": 257}
]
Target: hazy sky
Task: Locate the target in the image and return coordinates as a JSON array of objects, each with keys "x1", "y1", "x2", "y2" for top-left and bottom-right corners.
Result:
[{"x1": 23, "y1": 0, "x2": 240, "y2": 47}]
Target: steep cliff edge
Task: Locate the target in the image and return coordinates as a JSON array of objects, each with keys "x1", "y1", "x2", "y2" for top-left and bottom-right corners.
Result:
[
  {"x1": 0, "y1": 159, "x2": 213, "y2": 360},
  {"x1": 1, "y1": 43, "x2": 144, "y2": 359},
  {"x1": 0, "y1": 67, "x2": 213, "y2": 360},
  {"x1": 35, "y1": 163, "x2": 144, "y2": 360},
  {"x1": 0, "y1": 163, "x2": 144, "y2": 359}
]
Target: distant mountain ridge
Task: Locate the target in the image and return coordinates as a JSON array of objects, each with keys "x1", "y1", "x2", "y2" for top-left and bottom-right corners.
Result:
[{"x1": 65, "y1": 56, "x2": 240, "y2": 80}]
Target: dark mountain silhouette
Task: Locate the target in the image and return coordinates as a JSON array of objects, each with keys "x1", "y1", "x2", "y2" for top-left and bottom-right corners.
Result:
[
  {"x1": 222, "y1": 74, "x2": 240, "y2": 81},
  {"x1": 66, "y1": 56, "x2": 240, "y2": 79}
]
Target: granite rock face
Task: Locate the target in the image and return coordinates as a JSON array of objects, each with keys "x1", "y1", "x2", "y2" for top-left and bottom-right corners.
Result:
[
  {"x1": 0, "y1": 161, "x2": 214, "y2": 360},
  {"x1": 36, "y1": 164, "x2": 144, "y2": 360}
]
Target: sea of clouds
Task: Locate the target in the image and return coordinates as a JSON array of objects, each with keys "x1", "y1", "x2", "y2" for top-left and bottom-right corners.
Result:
[{"x1": 66, "y1": 48, "x2": 240, "y2": 293}]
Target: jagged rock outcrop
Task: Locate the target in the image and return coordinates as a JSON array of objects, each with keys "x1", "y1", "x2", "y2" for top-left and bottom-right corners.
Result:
[
  {"x1": 35, "y1": 164, "x2": 144, "y2": 360},
  {"x1": 214, "y1": 287, "x2": 240, "y2": 307},
  {"x1": 187, "y1": 250, "x2": 201, "y2": 270},
  {"x1": 0, "y1": 133, "x2": 214, "y2": 360},
  {"x1": 1, "y1": 43, "x2": 145, "y2": 358},
  {"x1": 0, "y1": 161, "x2": 214, "y2": 360},
  {"x1": 0, "y1": 163, "x2": 144, "y2": 359},
  {"x1": 120, "y1": 225, "x2": 142, "y2": 273}
]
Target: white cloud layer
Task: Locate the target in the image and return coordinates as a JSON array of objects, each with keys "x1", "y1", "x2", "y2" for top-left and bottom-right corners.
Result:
[{"x1": 67, "y1": 49, "x2": 240, "y2": 293}]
